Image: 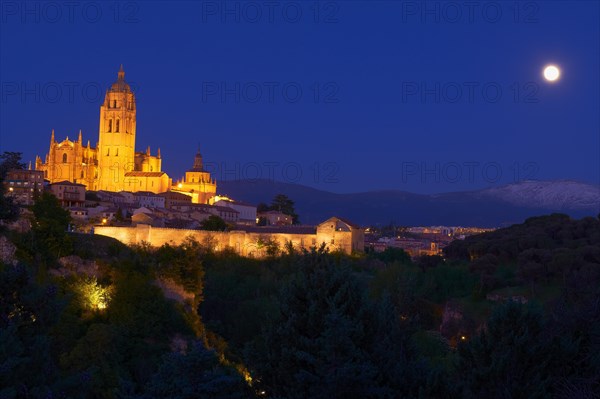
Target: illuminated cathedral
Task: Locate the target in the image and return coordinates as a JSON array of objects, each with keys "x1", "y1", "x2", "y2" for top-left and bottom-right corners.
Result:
[{"x1": 36, "y1": 66, "x2": 214, "y2": 199}]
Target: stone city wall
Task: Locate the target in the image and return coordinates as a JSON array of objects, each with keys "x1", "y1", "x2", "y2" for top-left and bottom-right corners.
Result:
[{"x1": 94, "y1": 224, "x2": 358, "y2": 256}]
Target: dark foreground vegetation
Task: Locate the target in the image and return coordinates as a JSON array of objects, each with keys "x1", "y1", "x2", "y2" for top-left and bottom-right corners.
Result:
[{"x1": 1, "y1": 170, "x2": 599, "y2": 397}]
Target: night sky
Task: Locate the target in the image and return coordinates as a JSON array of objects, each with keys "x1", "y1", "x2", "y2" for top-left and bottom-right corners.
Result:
[{"x1": 1, "y1": 0, "x2": 598, "y2": 194}]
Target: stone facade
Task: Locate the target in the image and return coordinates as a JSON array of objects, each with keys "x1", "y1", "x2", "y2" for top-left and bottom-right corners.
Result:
[
  {"x1": 49, "y1": 181, "x2": 86, "y2": 207},
  {"x1": 95, "y1": 217, "x2": 364, "y2": 256}
]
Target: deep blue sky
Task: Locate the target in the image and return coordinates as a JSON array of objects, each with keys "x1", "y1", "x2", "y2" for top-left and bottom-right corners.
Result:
[{"x1": 1, "y1": 0, "x2": 598, "y2": 194}]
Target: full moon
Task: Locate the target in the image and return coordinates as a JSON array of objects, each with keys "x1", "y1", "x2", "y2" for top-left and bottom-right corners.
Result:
[{"x1": 543, "y1": 65, "x2": 561, "y2": 82}]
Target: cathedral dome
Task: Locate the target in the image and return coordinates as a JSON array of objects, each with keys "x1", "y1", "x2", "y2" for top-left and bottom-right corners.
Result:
[{"x1": 109, "y1": 65, "x2": 131, "y2": 93}]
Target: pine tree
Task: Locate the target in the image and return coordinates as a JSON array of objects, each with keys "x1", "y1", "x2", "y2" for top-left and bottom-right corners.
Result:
[
  {"x1": 251, "y1": 247, "x2": 422, "y2": 398},
  {"x1": 457, "y1": 301, "x2": 554, "y2": 398}
]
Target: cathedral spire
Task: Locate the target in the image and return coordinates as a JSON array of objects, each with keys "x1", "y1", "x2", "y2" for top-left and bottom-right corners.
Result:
[
  {"x1": 157, "y1": 148, "x2": 161, "y2": 158},
  {"x1": 78, "y1": 129, "x2": 82, "y2": 143},
  {"x1": 118, "y1": 64, "x2": 125, "y2": 81},
  {"x1": 50, "y1": 129, "x2": 55, "y2": 144}
]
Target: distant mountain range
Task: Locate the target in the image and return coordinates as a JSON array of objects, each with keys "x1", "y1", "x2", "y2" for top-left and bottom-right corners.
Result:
[{"x1": 218, "y1": 180, "x2": 600, "y2": 227}]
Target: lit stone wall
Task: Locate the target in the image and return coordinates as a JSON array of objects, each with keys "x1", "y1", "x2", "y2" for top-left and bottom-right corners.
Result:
[{"x1": 95, "y1": 224, "x2": 364, "y2": 256}]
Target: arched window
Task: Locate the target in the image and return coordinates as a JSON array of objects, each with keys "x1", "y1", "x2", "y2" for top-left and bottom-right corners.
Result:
[
  {"x1": 116, "y1": 119, "x2": 120, "y2": 133},
  {"x1": 62, "y1": 153, "x2": 67, "y2": 163},
  {"x1": 80, "y1": 171, "x2": 84, "y2": 178},
  {"x1": 108, "y1": 119, "x2": 113, "y2": 132},
  {"x1": 115, "y1": 148, "x2": 119, "y2": 157},
  {"x1": 106, "y1": 148, "x2": 110, "y2": 156},
  {"x1": 113, "y1": 100, "x2": 117, "y2": 108}
]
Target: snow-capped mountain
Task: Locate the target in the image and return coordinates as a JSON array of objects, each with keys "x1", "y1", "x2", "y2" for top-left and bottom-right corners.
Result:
[{"x1": 478, "y1": 180, "x2": 600, "y2": 211}]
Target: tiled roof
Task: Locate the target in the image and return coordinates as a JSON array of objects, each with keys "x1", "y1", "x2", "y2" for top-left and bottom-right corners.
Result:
[
  {"x1": 216, "y1": 200, "x2": 256, "y2": 207},
  {"x1": 133, "y1": 191, "x2": 161, "y2": 197},
  {"x1": 322, "y1": 216, "x2": 361, "y2": 229},
  {"x1": 214, "y1": 206, "x2": 239, "y2": 214},
  {"x1": 52, "y1": 180, "x2": 86, "y2": 187},
  {"x1": 124, "y1": 172, "x2": 166, "y2": 177}
]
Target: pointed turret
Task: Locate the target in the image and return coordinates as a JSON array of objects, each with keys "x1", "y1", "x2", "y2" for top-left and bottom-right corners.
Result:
[
  {"x1": 78, "y1": 129, "x2": 82, "y2": 143},
  {"x1": 28, "y1": 161, "x2": 32, "y2": 170},
  {"x1": 192, "y1": 148, "x2": 203, "y2": 171},
  {"x1": 146, "y1": 145, "x2": 151, "y2": 156},
  {"x1": 87, "y1": 140, "x2": 91, "y2": 148},
  {"x1": 118, "y1": 64, "x2": 125, "y2": 81},
  {"x1": 50, "y1": 129, "x2": 55, "y2": 145},
  {"x1": 157, "y1": 148, "x2": 161, "y2": 159}
]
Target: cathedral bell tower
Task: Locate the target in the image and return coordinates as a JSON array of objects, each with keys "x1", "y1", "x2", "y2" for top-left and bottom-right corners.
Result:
[{"x1": 97, "y1": 65, "x2": 137, "y2": 192}]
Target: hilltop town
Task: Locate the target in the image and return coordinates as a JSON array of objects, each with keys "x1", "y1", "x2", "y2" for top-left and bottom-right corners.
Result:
[
  {"x1": 3, "y1": 67, "x2": 371, "y2": 255},
  {"x1": 3, "y1": 67, "x2": 506, "y2": 258}
]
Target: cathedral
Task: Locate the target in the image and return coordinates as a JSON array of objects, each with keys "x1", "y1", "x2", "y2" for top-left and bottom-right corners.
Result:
[{"x1": 37, "y1": 66, "x2": 174, "y2": 194}]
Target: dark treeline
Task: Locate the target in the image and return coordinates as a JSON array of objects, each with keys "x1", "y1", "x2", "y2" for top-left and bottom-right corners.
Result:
[
  {"x1": 199, "y1": 216, "x2": 600, "y2": 398},
  {"x1": 1, "y1": 160, "x2": 599, "y2": 399}
]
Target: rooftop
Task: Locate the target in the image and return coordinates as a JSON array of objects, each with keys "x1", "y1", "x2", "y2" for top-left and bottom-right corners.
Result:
[
  {"x1": 124, "y1": 172, "x2": 166, "y2": 177},
  {"x1": 51, "y1": 180, "x2": 86, "y2": 187}
]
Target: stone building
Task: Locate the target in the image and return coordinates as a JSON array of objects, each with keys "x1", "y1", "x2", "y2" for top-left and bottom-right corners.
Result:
[
  {"x1": 49, "y1": 181, "x2": 86, "y2": 208},
  {"x1": 258, "y1": 210, "x2": 293, "y2": 226}
]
